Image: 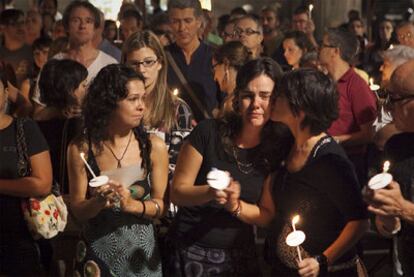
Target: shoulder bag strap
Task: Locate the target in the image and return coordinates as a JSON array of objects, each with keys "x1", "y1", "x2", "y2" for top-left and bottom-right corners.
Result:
[
  {"x1": 15, "y1": 117, "x2": 31, "y2": 177},
  {"x1": 165, "y1": 50, "x2": 211, "y2": 119},
  {"x1": 58, "y1": 119, "x2": 70, "y2": 193}
]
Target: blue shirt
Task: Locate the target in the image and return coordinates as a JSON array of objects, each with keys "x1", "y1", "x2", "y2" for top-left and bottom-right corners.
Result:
[{"x1": 166, "y1": 41, "x2": 220, "y2": 122}]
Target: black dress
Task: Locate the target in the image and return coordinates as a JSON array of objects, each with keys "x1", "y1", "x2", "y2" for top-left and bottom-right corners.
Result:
[{"x1": 265, "y1": 136, "x2": 368, "y2": 276}]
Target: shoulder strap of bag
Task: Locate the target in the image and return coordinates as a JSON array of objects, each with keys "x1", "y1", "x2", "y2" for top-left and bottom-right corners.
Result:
[
  {"x1": 15, "y1": 117, "x2": 31, "y2": 177},
  {"x1": 58, "y1": 119, "x2": 69, "y2": 194},
  {"x1": 165, "y1": 50, "x2": 211, "y2": 119}
]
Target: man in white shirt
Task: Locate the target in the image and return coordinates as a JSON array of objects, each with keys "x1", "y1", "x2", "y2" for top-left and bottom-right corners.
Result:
[{"x1": 32, "y1": 1, "x2": 117, "y2": 115}]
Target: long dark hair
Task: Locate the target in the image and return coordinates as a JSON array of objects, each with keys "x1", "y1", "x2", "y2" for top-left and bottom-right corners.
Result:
[
  {"x1": 217, "y1": 57, "x2": 292, "y2": 173},
  {"x1": 82, "y1": 64, "x2": 151, "y2": 172}
]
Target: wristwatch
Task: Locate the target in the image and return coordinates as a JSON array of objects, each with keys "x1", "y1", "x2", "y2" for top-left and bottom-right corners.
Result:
[{"x1": 314, "y1": 254, "x2": 328, "y2": 276}]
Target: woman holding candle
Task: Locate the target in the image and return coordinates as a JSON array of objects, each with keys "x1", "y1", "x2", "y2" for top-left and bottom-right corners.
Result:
[
  {"x1": 67, "y1": 64, "x2": 168, "y2": 276},
  {"x1": 166, "y1": 57, "x2": 292, "y2": 275},
  {"x1": 266, "y1": 68, "x2": 369, "y2": 276}
]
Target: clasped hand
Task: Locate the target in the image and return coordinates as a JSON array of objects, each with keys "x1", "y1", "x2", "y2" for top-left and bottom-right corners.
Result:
[{"x1": 211, "y1": 177, "x2": 241, "y2": 212}]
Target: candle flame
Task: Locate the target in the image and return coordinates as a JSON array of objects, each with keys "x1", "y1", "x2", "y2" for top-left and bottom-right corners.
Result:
[
  {"x1": 383, "y1": 161, "x2": 390, "y2": 173},
  {"x1": 173, "y1": 88, "x2": 179, "y2": 96},
  {"x1": 389, "y1": 44, "x2": 394, "y2": 50},
  {"x1": 116, "y1": 20, "x2": 121, "y2": 28},
  {"x1": 292, "y1": 215, "x2": 300, "y2": 225},
  {"x1": 80, "y1": 152, "x2": 85, "y2": 159},
  {"x1": 309, "y1": 4, "x2": 314, "y2": 12}
]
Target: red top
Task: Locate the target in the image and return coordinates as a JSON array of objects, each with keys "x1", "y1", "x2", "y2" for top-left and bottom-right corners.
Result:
[{"x1": 328, "y1": 68, "x2": 377, "y2": 137}]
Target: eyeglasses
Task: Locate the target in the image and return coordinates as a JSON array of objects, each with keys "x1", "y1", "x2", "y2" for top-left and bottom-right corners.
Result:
[
  {"x1": 234, "y1": 28, "x2": 261, "y2": 36},
  {"x1": 127, "y1": 59, "x2": 158, "y2": 69},
  {"x1": 384, "y1": 92, "x2": 414, "y2": 110},
  {"x1": 397, "y1": 32, "x2": 413, "y2": 41}
]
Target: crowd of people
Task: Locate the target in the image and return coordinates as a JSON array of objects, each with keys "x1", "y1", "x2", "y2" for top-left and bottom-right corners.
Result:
[{"x1": 1, "y1": 0, "x2": 414, "y2": 276}]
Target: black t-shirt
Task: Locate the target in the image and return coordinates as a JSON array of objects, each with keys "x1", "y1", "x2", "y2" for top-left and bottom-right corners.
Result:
[
  {"x1": 266, "y1": 136, "x2": 368, "y2": 270},
  {"x1": 0, "y1": 118, "x2": 48, "y2": 239},
  {"x1": 384, "y1": 132, "x2": 414, "y2": 276},
  {"x1": 168, "y1": 119, "x2": 268, "y2": 248},
  {"x1": 37, "y1": 117, "x2": 81, "y2": 193}
]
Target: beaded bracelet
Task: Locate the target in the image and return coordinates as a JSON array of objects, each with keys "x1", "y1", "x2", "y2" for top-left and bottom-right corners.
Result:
[{"x1": 149, "y1": 199, "x2": 161, "y2": 219}]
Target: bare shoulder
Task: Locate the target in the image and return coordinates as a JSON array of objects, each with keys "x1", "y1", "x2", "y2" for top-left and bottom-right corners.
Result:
[{"x1": 149, "y1": 134, "x2": 168, "y2": 153}]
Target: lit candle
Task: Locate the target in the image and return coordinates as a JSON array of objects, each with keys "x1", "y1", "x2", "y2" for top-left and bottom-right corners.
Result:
[
  {"x1": 292, "y1": 214, "x2": 299, "y2": 232},
  {"x1": 388, "y1": 44, "x2": 394, "y2": 50},
  {"x1": 173, "y1": 88, "x2": 179, "y2": 97},
  {"x1": 80, "y1": 152, "x2": 97, "y2": 178},
  {"x1": 115, "y1": 20, "x2": 121, "y2": 43},
  {"x1": 309, "y1": 4, "x2": 314, "y2": 19},
  {"x1": 368, "y1": 160, "x2": 393, "y2": 190},
  {"x1": 286, "y1": 215, "x2": 305, "y2": 262}
]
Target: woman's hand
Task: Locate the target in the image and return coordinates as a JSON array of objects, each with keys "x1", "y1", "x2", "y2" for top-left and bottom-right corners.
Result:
[
  {"x1": 224, "y1": 180, "x2": 241, "y2": 212},
  {"x1": 91, "y1": 182, "x2": 120, "y2": 209},
  {"x1": 298, "y1": 257, "x2": 320, "y2": 277}
]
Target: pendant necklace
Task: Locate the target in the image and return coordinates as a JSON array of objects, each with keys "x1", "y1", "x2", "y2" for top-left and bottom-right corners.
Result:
[{"x1": 103, "y1": 131, "x2": 133, "y2": 168}]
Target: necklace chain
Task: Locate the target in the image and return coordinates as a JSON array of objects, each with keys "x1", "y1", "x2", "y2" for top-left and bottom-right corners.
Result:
[
  {"x1": 103, "y1": 131, "x2": 133, "y2": 168},
  {"x1": 232, "y1": 146, "x2": 254, "y2": 174}
]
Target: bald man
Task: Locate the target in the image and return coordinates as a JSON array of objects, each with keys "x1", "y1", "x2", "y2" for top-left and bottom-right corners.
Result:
[{"x1": 365, "y1": 60, "x2": 414, "y2": 277}]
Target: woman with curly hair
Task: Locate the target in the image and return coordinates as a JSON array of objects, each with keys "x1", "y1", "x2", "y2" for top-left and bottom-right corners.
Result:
[
  {"x1": 67, "y1": 64, "x2": 168, "y2": 276},
  {"x1": 166, "y1": 57, "x2": 292, "y2": 275}
]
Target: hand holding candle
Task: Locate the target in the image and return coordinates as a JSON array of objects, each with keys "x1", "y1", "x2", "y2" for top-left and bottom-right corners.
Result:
[
  {"x1": 368, "y1": 161, "x2": 393, "y2": 190},
  {"x1": 286, "y1": 215, "x2": 306, "y2": 262}
]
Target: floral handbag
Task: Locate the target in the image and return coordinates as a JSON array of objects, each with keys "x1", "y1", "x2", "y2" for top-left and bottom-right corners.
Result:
[{"x1": 16, "y1": 118, "x2": 68, "y2": 239}]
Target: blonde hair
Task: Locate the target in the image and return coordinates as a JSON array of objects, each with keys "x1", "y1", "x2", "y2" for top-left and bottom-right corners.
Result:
[{"x1": 122, "y1": 30, "x2": 176, "y2": 131}]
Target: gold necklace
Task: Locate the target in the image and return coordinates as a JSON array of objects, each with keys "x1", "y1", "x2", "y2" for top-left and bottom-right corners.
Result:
[
  {"x1": 103, "y1": 131, "x2": 133, "y2": 168},
  {"x1": 232, "y1": 146, "x2": 254, "y2": 174}
]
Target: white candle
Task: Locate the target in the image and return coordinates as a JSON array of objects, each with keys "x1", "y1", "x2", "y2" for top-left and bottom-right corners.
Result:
[
  {"x1": 309, "y1": 4, "x2": 314, "y2": 19},
  {"x1": 286, "y1": 215, "x2": 304, "y2": 262},
  {"x1": 292, "y1": 215, "x2": 299, "y2": 232},
  {"x1": 368, "y1": 161, "x2": 393, "y2": 190},
  {"x1": 115, "y1": 20, "x2": 121, "y2": 42},
  {"x1": 80, "y1": 152, "x2": 97, "y2": 178},
  {"x1": 207, "y1": 168, "x2": 230, "y2": 190}
]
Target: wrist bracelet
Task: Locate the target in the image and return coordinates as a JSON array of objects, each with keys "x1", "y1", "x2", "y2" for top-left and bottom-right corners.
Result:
[
  {"x1": 149, "y1": 199, "x2": 161, "y2": 219},
  {"x1": 138, "y1": 200, "x2": 146, "y2": 218},
  {"x1": 314, "y1": 254, "x2": 328, "y2": 275},
  {"x1": 231, "y1": 200, "x2": 241, "y2": 217}
]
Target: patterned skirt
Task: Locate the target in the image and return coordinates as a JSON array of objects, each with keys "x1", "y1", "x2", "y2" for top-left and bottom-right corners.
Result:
[{"x1": 164, "y1": 241, "x2": 261, "y2": 277}]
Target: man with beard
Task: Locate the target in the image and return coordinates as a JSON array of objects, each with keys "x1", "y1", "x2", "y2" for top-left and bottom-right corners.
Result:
[{"x1": 260, "y1": 6, "x2": 283, "y2": 59}]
